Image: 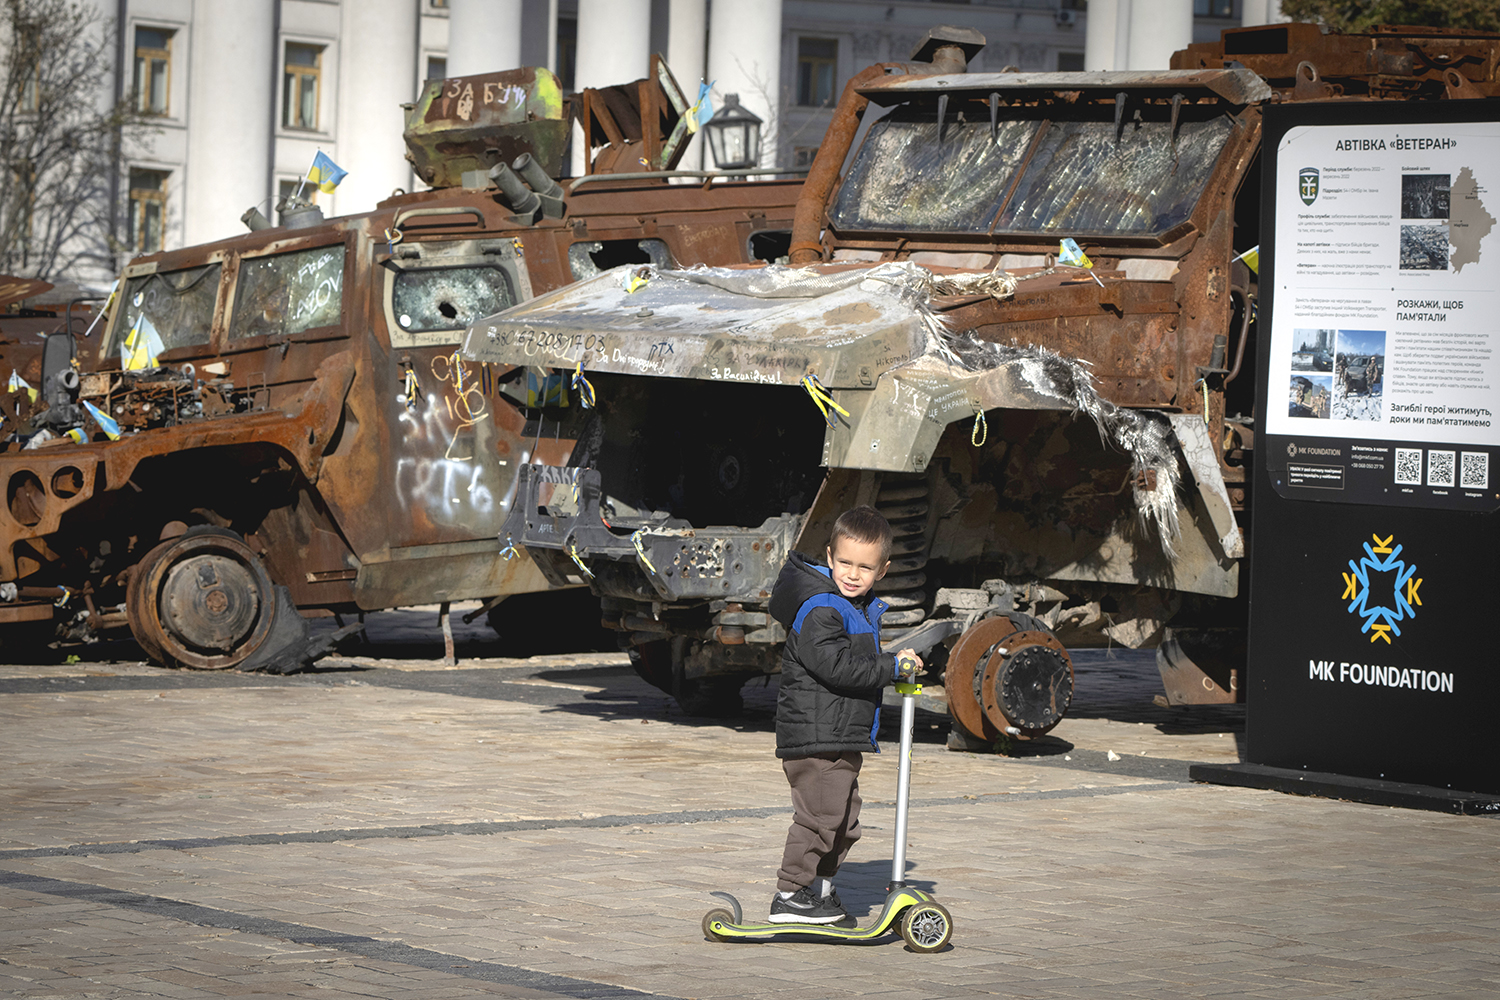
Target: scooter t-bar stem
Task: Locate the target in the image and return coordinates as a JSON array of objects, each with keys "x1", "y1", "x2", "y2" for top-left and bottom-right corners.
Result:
[{"x1": 890, "y1": 673, "x2": 919, "y2": 890}]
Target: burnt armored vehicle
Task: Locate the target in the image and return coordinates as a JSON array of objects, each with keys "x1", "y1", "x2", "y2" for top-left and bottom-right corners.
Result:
[
  {"x1": 466, "y1": 24, "x2": 1500, "y2": 738},
  {"x1": 0, "y1": 61, "x2": 800, "y2": 669}
]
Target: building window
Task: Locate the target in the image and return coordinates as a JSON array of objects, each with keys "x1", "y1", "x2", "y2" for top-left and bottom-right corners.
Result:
[
  {"x1": 426, "y1": 55, "x2": 447, "y2": 82},
  {"x1": 128, "y1": 169, "x2": 168, "y2": 253},
  {"x1": 133, "y1": 27, "x2": 172, "y2": 115},
  {"x1": 1057, "y1": 51, "x2": 1085, "y2": 71},
  {"x1": 430, "y1": 0, "x2": 448, "y2": 7},
  {"x1": 1194, "y1": 0, "x2": 1235, "y2": 16},
  {"x1": 283, "y1": 42, "x2": 323, "y2": 130},
  {"x1": 792, "y1": 147, "x2": 819, "y2": 170},
  {"x1": 796, "y1": 38, "x2": 837, "y2": 107},
  {"x1": 556, "y1": 17, "x2": 576, "y2": 91}
]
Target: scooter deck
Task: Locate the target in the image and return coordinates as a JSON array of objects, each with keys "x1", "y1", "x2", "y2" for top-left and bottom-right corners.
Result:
[{"x1": 703, "y1": 888, "x2": 935, "y2": 942}]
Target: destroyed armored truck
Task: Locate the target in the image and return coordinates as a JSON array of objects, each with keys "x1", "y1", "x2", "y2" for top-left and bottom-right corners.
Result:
[
  {"x1": 464, "y1": 23, "x2": 1500, "y2": 740},
  {"x1": 0, "y1": 61, "x2": 799, "y2": 669}
]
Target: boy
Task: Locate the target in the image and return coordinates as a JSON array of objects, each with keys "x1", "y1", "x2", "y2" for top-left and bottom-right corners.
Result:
[{"x1": 764, "y1": 505, "x2": 922, "y2": 924}]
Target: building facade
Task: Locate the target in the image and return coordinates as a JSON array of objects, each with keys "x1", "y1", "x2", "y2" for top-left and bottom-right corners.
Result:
[{"x1": 37, "y1": 0, "x2": 1273, "y2": 294}]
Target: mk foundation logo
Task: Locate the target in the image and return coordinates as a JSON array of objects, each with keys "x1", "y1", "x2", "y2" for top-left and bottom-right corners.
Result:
[
  {"x1": 1341, "y1": 533, "x2": 1423, "y2": 644},
  {"x1": 1299, "y1": 167, "x2": 1320, "y2": 206}
]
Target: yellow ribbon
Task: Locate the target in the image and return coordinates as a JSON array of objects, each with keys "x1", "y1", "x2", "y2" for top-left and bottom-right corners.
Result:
[
  {"x1": 971, "y1": 407, "x2": 988, "y2": 447},
  {"x1": 631, "y1": 529, "x2": 657, "y2": 575},
  {"x1": 567, "y1": 541, "x2": 595, "y2": 580},
  {"x1": 800, "y1": 374, "x2": 849, "y2": 428},
  {"x1": 572, "y1": 363, "x2": 596, "y2": 409}
]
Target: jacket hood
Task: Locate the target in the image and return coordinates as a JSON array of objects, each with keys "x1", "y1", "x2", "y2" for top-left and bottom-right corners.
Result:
[{"x1": 769, "y1": 552, "x2": 838, "y2": 629}]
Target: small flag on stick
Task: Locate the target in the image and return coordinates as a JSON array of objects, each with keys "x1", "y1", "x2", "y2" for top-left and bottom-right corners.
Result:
[
  {"x1": 307, "y1": 151, "x2": 348, "y2": 194},
  {"x1": 1235, "y1": 245, "x2": 1260, "y2": 274}
]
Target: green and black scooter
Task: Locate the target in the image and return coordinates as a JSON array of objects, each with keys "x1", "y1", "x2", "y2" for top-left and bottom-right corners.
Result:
[{"x1": 701, "y1": 659, "x2": 954, "y2": 952}]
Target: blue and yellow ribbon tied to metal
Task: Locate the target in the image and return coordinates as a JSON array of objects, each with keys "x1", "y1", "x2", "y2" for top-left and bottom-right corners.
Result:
[
  {"x1": 498, "y1": 533, "x2": 518, "y2": 561},
  {"x1": 971, "y1": 406, "x2": 987, "y2": 447},
  {"x1": 572, "y1": 362, "x2": 596, "y2": 409},
  {"x1": 800, "y1": 373, "x2": 849, "y2": 428},
  {"x1": 631, "y1": 529, "x2": 657, "y2": 575},
  {"x1": 567, "y1": 540, "x2": 595, "y2": 580}
]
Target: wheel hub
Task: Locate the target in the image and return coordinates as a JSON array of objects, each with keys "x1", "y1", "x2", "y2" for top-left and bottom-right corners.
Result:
[{"x1": 160, "y1": 554, "x2": 262, "y2": 653}]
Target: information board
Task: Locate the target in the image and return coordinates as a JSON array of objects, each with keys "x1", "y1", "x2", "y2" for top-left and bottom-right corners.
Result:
[
  {"x1": 1249, "y1": 100, "x2": 1500, "y2": 795},
  {"x1": 1264, "y1": 113, "x2": 1500, "y2": 512}
]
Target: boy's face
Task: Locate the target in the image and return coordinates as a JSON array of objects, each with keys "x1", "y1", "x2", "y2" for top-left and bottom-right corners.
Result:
[{"x1": 826, "y1": 537, "x2": 889, "y2": 600}]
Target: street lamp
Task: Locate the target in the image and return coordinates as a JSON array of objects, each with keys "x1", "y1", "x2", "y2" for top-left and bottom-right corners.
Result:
[{"x1": 704, "y1": 93, "x2": 762, "y2": 170}]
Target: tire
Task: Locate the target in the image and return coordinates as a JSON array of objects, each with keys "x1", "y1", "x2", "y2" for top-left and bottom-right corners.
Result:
[
  {"x1": 900, "y1": 901, "x2": 953, "y2": 953},
  {"x1": 702, "y1": 907, "x2": 735, "y2": 942},
  {"x1": 126, "y1": 527, "x2": 277, "y2": 670}
]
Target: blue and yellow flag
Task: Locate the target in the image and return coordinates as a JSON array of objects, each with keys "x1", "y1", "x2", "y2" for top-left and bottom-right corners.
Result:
[
  {"x1": 686, "y1": 80, "x2": 715, "y2": 135},
  {"x1": 1235, "y1": 245, "x2": 1260, "y2": 274},
  {"x1": 307, "y1": 151, "x2": 348, "y2": 194}
]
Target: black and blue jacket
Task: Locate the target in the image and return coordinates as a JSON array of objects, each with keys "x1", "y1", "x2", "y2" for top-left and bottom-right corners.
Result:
[{"x1": 768, "y1": 552, "x2": 898, "y2": 759}]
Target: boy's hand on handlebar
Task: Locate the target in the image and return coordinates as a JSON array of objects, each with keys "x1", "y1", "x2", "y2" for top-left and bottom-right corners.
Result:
[{"x1": 895, "y1": 649, "x2": 923, "y2": 681}]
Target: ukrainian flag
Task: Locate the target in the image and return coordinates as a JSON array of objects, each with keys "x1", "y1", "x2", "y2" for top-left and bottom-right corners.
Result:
[{"x1": 308, "y1": 151, "x2": 348, "y2": 194}]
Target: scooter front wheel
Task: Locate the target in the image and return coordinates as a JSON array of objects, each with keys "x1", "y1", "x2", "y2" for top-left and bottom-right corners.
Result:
[
  {"x1": 900, "y1": 901, "x2": 953, "y2": 952},
  {"x1": 702, "y1": 907, "x2": 736, "y2": 942}
]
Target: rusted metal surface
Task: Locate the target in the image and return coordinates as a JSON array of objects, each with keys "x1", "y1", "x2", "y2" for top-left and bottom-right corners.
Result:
[
  {"x1": 1174, "y1": 23, "x2": 1500, "y2": 99},
  {"x1": 463, "y1": 24, "x2": 1500, "y2": 720},
  {"x1": 405, "y1": 67, "x2": 569, "y2": 187},
  {"x1": 0, "y1": 64, "x2": 801, "y2": 669}
]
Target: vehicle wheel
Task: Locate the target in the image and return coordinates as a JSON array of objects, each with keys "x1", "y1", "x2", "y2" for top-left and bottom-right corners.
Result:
[
  {"x1": 900, "y1": 902, "x2": 952, "y2": 953},
  {"x1": 126, "y1": 527, "x2": 277, "y2": 670},
  {"x1": 702, "y1": 907, "x2": 735, "y2": 941}
]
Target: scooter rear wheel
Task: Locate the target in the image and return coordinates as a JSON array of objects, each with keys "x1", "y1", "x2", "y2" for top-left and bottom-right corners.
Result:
[
  {"x1": 900, "y1": 901, "x2": 952, "y2": 952},
  {"x1": 702, "y1": 907, "x2": 735, "y2": 942}
]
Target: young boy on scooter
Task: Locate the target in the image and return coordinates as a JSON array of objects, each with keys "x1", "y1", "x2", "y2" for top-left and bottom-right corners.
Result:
[{"x1": 764, "y1": 505, "x2": 922, "y2": 924}]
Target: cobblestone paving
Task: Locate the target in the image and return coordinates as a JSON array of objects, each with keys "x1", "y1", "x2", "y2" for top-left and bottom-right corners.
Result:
[{"x1": 1, "y1": 606, "x2": 1496, "y2": 999}]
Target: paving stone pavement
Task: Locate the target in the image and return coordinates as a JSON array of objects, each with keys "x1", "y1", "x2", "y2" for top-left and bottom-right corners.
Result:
[{"x1": 1, "y1": 605, "x2": 1497, "y2": 999}]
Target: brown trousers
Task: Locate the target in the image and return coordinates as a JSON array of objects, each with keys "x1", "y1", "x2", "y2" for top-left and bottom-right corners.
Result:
[{"x1": 776, "y1": 751, "x2": 863, "y2": 892}]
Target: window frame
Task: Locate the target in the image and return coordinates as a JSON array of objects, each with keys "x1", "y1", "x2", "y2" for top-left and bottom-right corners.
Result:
[
  {"x1": 795, "y1": 37, "x2": 839, "y2": 108},
  {"x1": 824, "y1": 95, "x2": 1257, "y2": 249},
  {"x1": 282, "y1": 41, "x2": 325, "y2": 131},
  {"x1": 133, "y1": 26, "x2": 174, "y2": 116},
  {"x1": 380, "y1": 238, "x2": 533, "y2": 350},
  {"x1": 222, "y1": 236, "x2": 354, "y2": 353},
  {"x1": 127, "y1": 168, "x2": 170, "y2": 254},
  {"x1": 105, "y1": 254, "x2": 229, "y2": 365}
]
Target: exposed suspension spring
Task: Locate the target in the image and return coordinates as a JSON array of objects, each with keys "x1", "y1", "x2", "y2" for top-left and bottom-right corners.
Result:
[{"x1": 872, "y1": 474, "x2": 932, "y2": 644}]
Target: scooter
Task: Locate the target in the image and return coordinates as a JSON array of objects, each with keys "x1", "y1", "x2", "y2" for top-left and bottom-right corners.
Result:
[{"x1": 701, "y1": 660, "x2": 954, "y2": 953}]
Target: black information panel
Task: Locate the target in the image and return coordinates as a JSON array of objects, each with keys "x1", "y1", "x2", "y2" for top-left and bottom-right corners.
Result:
[{"x1": 1249, "y1": 100, "x2": 1500, "y2": 794}]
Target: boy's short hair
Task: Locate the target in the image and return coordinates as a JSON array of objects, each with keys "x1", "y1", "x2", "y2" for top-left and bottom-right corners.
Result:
[{"x1": 829, "y1": 505, "x2": 893, "y2": 562}]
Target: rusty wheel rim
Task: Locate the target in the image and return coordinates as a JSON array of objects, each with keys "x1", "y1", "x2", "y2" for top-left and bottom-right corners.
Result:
[
  {"x1": 945, "y1": 616, "x2": 1019, "y2": 741},
  {"x1": 979, "y1": 630, "x2": 1074, "y2": 737},
  {"x1": 127, "y1": 531, "x2": 274, "y2": 670}
]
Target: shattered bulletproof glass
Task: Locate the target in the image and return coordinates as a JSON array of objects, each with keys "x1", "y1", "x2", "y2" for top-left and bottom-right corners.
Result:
[
  {"x1": 830, "y1": 118, "x2": 1040, "y2": 233},
  {"x1": 114, "y1": 264, "x2": 221, "y2": 354},
  {"x1": 995, "y1": 117, "x2": 1234, "y2": 234},
  {"x1": 230, "y1": 246, "x2": 345, "y2": 339},
  {"x1": 392, "y1": 265, "x2": 516, "y2": 333},
  {"x1": 831, "y1": 113, "x2": 1233, "y2": 237}
]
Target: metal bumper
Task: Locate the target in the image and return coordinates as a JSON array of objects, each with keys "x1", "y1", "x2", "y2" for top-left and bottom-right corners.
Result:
[{"x1": 499, "y1": 464, "x2": 802, "y2": 605}]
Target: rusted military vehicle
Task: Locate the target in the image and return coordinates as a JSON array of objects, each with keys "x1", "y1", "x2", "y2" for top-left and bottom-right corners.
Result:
[
  {"x1": 0, "y1": 60, "x2": 800, "y2": 669},
  {"x1": 464, "y1": 23, "x2": 1500, "y2": 739}
]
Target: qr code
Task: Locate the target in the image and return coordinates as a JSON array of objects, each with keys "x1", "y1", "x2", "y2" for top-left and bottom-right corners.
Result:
[
  {"x1": 1394, "y1": 448, "x2": 1423, "y2": 485},
  {"x1": 1427, "y1": 449, "x2": 1455, "y2": 487},
  {"x1": 1461, "y1": 451, "x2": 1489, "y2": 489}
]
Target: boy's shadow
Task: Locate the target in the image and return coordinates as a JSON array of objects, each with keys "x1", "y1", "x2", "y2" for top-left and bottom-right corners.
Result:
[{"x1": 834, "y1": 859, "x2": 938, "y2": 915}]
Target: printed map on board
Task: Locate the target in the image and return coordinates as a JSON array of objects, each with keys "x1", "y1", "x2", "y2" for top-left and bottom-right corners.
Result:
[{"x1": 1449, "y1": 166, "x2": 1494, "y2": 273}]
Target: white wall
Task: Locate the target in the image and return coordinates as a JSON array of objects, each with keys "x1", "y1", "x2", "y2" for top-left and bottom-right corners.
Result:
[
  {"x1": 707, "y1": 0, "x2": 781, "y2": 168},
  {"x1": 335, "y1": 0, "x2": 417, "y2": 214},
  {"x1": 447, "y1": 0, "x2": 522, "y2": 77},
  {"x1": 667, "y1": 0, "x2": 707, "y2": 169},
  {"x1": 182, "y1": 0, "x2": 274, "y2": 246},
  {"x1": 1083, "y1": 0, "x2": 1193, "y2": 71}
]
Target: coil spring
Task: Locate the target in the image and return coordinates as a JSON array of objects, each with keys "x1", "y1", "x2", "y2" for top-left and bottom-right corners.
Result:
[{"x1": 873, "y1": 475, "x2": 931, "y2": 643}]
